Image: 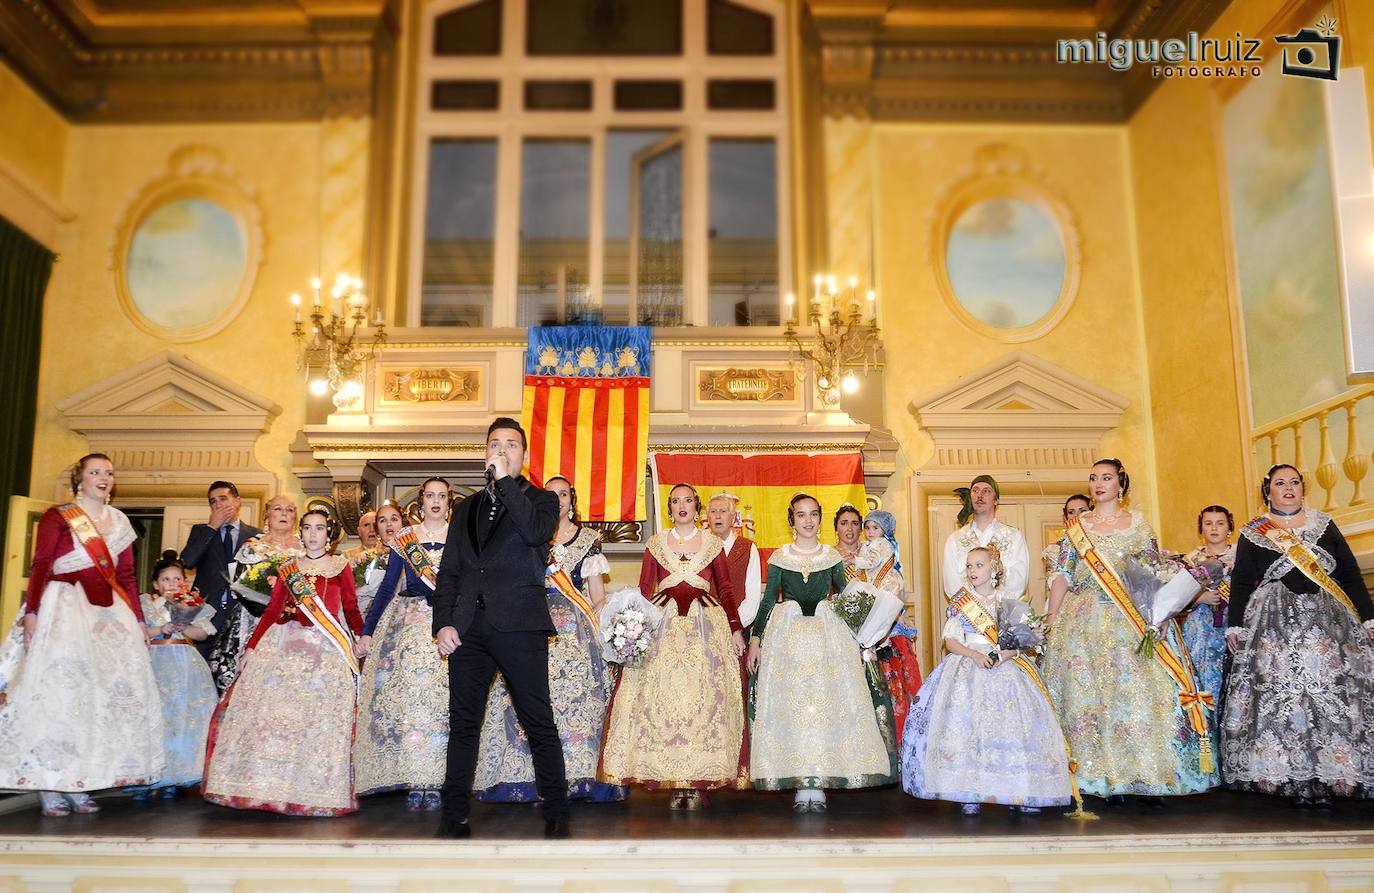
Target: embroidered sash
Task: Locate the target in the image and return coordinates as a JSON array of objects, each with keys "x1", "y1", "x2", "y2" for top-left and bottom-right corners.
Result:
[
  {"x1": 1065, "y1": 517, "x2": 1215, "y2": 773},
  {"x1": 278, "y1": 558, "x2": 360, "y2": 677},
  {"x1": 1247, "y1": 517, "x2": 1358, "y2": 619},
  {"x1": 388, "y1": 527, "x2": 438, "y2": 591},
  {"x1": 869, "y1": 554, "x2": 895, "y2": 589},
  {"x1": 547, "y1": 561, "x2": 597, "y2": 624},
  {"x1": 948, "y1": 586, "x2": 1096, "y2": 820},
  {"x1": 56, "y1": 503, "x2": 140, "y2": 617},
  {"x1": 949, "y1": 587, "x2": 998, "y2": 642}
]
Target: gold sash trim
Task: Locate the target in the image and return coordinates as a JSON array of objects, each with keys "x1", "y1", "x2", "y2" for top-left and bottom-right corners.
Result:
[
  {"x1": 1065, "y1": 518, "x2": 1215, "y2": 774},
  {"x1": 56, "y1": 503, "x2": 140, "y2": 618},
  {"x1": 948, "y1": 587, "x2": 1097, "y2": 820},
  {"x1": 1249, "y1": 518, "x2": 1358, "y2": 619},
  {"x1": 870, "y1": 554, "x2": 895, "y2": 589},
  {"x1": 278, "y1": 558, "x2": 360, "y2": 677},
  {"x1": 389, "y1": 527, "x2": 438, "y2": 591}
]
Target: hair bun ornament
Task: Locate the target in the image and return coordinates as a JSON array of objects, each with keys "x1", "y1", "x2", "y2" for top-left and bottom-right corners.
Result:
[{"x1": 161, "y1": 549, "x2": 179, "y2": 561}]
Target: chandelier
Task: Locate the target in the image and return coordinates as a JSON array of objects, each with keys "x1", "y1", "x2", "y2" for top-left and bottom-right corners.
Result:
[
  {"x1": 290, "y1": 273, "x2": 387, "y2": 412},
  {"x1": 784, "y1": 274, "x2": 881, "y2": 410}
]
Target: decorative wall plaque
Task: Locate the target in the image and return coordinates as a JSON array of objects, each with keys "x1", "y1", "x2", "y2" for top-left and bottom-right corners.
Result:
[
  {"x1": 696, "y1": 367, "x2": 797, "y2": 403},
  {"x1": 381, "y1": 368, "x2": 482, "y2": 404}
]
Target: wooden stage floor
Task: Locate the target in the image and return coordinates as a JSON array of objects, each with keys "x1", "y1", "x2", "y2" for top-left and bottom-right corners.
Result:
[
  {"x1": 5, "y1": 788, "x2": 1374, "y2": 892},
  {"x1": 1, "y1": 786, "x2": 1372, "y2": 841}
]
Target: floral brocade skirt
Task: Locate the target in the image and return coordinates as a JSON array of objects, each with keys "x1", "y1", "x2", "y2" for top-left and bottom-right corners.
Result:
[
  {"x1": 476, "y1": 589, "x2": 625, "y2": 801},
  {"x1": 900, "y1": 654, "x2": 1071, "y2": 806},
  {"x1": 203, "y1": 622, "x2": 357, "y2": 815},
  {"x1": 354, "y1": 594, "x2": 449, "y2": 795},
  {"x1": 749, "y1": 601, "x2": 895, "y2": 790},
  {"x1": 145, "y1": 641, "x2": 217, "y2": 787},
  {"x1": 1041, "y1": 586, "x2": 1217, "y2": 797},
  {"x1": 1222, "y1": 583, "x2": 1374, "y2": 799},
  {"x1": 599, "y1": 599, "x2": 747, "y2": 790},
  {"x1": 0, "y1": 585, "x2": 163, "y2": 791}
]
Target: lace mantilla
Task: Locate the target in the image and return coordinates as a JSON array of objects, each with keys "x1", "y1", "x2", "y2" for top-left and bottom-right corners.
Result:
[{"x1": 50, "y1": 507, "x2": 137, "y2": 574}]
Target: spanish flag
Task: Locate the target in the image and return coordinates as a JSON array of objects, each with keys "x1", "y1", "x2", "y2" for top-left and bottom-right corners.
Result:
[
  {"x1": 522, "y1": 325, "x2": 651, "y2": 522},
  {"x1": 650, "y1": 452, "x2": 867, "y2": 563}
]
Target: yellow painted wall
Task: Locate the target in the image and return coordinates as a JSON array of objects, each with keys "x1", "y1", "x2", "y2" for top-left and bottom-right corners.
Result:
[
  {"x1": 860, "y1": 122, "x2": 1158, "y2": 530},
  {"x1": 1129, "y1": 0, "x2": 1374, "y2": 550},
  {"x1": 0, "y1": 65, "x2": 67, "y2": 202},
  {"x1": 29, "y1": 121, "x2": 356, "y2": 503}
]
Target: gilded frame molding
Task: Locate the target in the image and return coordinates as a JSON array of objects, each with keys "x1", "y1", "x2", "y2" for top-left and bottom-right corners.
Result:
[
  {"x1": 928, "y1": 144, "x2": 1082, "y2": 344},
  {"x1": 108, "y1": 146, "x2": 264, "y2": 343}
]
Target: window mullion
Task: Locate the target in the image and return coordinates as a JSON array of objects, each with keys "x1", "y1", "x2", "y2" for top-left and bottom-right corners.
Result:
[
  {"x1": 492, "y1": 131, "x2": 522, "y2": 327},
  {"x1": 684, "y1": 127, "x2": 709, "y2": 326},
  {"x1": 589, "y1": 128, "x2": 606, "y2": 315}
]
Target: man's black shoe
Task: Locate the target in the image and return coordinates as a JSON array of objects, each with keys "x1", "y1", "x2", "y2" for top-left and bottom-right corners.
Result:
[
  {"x1": 435, "y1": 817, "x2": 471, "y2": 839},
  {"x1": 544, "y1": 816, "x2": 571, "y2": 839}
]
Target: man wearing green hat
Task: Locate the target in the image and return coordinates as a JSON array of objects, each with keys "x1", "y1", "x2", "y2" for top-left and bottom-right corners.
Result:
[{"x1": 941, "y1": 474, "x2": 1030, "y2": 600}]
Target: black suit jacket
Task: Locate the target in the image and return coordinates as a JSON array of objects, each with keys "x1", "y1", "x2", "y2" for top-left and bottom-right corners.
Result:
[
  {"x1": 432, "y1": 475, "x2": 559, "y2": 636},
  {"x1": 181, "y1": 520, "x2": 260, "y2": 614}
]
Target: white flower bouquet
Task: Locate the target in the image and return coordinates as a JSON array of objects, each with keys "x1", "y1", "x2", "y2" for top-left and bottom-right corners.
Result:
[{"x1": 598, "y1": 587, "x2": 665, "y2": 666}]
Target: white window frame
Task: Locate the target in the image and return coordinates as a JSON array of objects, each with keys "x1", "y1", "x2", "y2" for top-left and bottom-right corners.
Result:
[{"x1": 410, "y1": 0, "x2": 791, "y2": 329}]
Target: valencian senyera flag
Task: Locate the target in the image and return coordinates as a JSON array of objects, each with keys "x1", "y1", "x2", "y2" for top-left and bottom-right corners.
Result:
[
  {"x1": 650, "y1": 452, "x2": 867, "y2": 565},
  {"x1": 522, "y1": 325, "x2": 651, "y2": 522}
]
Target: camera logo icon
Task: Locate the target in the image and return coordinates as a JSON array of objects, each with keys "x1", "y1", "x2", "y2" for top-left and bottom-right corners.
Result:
[{"x1": 1275, "y1": 17, "x2": 1340, "y2": 80}]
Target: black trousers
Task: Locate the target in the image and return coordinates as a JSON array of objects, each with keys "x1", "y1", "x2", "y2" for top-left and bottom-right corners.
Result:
[{"x1": 442, "y1": 608, "x2": 569, "y2": 820}]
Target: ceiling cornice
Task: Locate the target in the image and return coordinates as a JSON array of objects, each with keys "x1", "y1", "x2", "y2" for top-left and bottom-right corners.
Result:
[
  {"x1": 807, "y1": 0, "x2": 1230, "y2": 124},
  {"x1": 0, "y1": 0, "x2": 390, "y2": 123}
]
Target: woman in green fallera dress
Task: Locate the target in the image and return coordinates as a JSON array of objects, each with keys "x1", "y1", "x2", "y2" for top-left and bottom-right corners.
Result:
[{"x1": 746, "y1": 493, "x2": 896, "y2": 812}]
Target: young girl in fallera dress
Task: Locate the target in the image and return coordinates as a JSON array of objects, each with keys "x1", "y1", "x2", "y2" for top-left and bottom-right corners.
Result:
[
  {"x1": 1180, "y1": 505, "x2": 1235, "y2": 711},
  {"x1": 130, "y1": 552, "x2": 218, "y2": 802},
  {"x1": 901, "y1": 546, "x2": 1072, "y2": 815},
  {"x1": 748, "y1": 494, "x2": 895, "y2": 813},
  {"x1": 203, "y1": 509, "x2": 364, "y2": 816},
  {"x1": 354, "y1": 484, "x2": 452, "y2": 810}
]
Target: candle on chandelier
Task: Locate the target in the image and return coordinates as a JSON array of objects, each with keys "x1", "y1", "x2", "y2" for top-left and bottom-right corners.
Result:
[
  {"x1": 867, "y1": 289, "x2": 877, "y2": 320},
  {"x1": 290, "y1": 292, "x2": 302, "y2": 322},
  {"x1": 785, "y1": 292, "x2": 796, "y2": 324}
]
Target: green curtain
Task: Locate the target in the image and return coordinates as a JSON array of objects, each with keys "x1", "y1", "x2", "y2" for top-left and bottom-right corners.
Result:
[{"x1": 0, "y1": 215, "x2": 55, "y2": 567}]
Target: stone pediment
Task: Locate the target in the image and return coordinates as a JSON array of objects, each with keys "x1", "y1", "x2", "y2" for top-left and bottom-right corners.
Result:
[
  {"x1": 910, "y1": 351, "x2": 1128, "y2": 476},
  {"x1": 58, "y1": 351, "x2": 281, "y2": 433},
  {"x1": 55, "y1": 351, "x2": 281, "y2": 499}
]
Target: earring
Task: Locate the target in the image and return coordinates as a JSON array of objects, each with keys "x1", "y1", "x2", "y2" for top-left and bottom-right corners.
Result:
[
  {"x1": 104, "y1": 492, "x2": 111, "y2": 505},
  {"x1": 567, "y1": 507, "x2": 575, "y2": 521}
]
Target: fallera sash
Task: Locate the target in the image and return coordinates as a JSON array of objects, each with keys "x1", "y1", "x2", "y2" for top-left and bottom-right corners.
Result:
[
  {"x1": 948, "y1": 586, "x2": 1096, "y2": 820},
  {"x1": 1247, "y1": 517, "x2": 1358, "y2": 619},
  {"x1": 547, "y1": 560, "x2": 597, "y2": 625},
  {"x1": 389, "y1": 527, "x2": 438, "y2": 591},
  {"x1": 1065, "y1": 517, "x2": 1215, "y2": 774},
  {"x1": 278, "y1": 558, "x2": 360, "y2": 677},
  {"x1": 56, "y1": 503, "x2": 140, "y2": 617}
]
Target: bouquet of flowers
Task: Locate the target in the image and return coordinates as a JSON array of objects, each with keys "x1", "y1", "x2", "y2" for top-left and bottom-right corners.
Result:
[
  {"x1": 996, "y1": 598, "x2": 1046, "y2": 653},
  {"x1": 165, "y1": 581, "x2": 208, "y2": 628},
  {"x1": 598, "y1": 587, "x2": 665, "y2": 666},
  {"x1": 834, "y1": 581, "x2": 904, "y2": 649},
  {"x1": 229, "y1": 556, "x2": 286, "y2": 607},
  {"x1": 1184, "y1": 556, "x2": 1230, "y2": 628},
  {"x1": 1121, "y1": 548, "x2": 1202, "y2": 656},
  {"x1": 351, "y1": 546, "x2": 387, "y2": 590}
]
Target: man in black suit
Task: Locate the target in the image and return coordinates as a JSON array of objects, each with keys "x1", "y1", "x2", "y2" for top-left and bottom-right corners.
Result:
[
  {"x1": 181, "y1": 481, "x2": 260, "y2": 656},
  {"x1": 433, "y1": 418, "x2": 569, "y2": 839}
]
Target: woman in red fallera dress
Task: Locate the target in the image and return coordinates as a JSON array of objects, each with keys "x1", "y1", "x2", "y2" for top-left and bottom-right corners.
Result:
[
  {"x1": 0, "y1": 453, "x2": 163, "y2": 816},
  {"x1": 599, "y1": 484, "x2": 748, "y2": 809},
  {"x1": 202, "y1": 508, "x2": 364, "y2": 816}
]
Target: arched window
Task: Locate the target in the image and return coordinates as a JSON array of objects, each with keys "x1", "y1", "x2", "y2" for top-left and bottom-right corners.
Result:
[{"x1": 411, "y1": 0, "x2": 788, "y2": 328}]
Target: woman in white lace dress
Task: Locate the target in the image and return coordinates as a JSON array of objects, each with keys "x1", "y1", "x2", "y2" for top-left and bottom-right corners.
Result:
[{"x1": 0, "y1": 453, "x2": 163, "y2": 816}]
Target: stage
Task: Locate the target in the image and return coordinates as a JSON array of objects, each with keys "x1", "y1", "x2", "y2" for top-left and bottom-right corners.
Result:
[{"x1": 1, "y1": 788, "x2": 1373, "y2": 892}]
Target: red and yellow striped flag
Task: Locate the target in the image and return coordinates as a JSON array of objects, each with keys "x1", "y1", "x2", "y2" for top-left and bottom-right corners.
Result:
[
  {"x1": 522, "y1": 326, "x2": 651, "y2": 522},
  {"x1": 650, "y1": 452, "x2": 867, "y2": 564}
]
